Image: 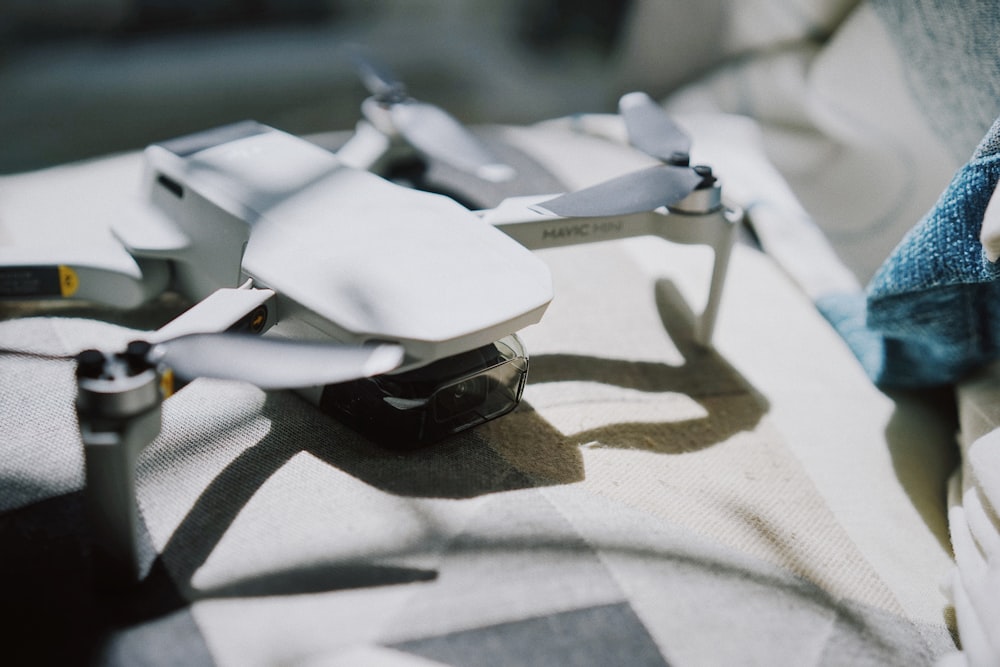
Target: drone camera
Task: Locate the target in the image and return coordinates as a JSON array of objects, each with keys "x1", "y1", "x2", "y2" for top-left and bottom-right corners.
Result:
[
  {"x1": 434, "y1": 374, "x2": 490, "y2": 421},
  {"x1": 319, "y1": 335, "x2": 528, "y2": 447}
]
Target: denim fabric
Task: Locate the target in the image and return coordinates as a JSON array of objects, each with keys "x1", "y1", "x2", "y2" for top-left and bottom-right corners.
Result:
[{"x1": 819, "y1": 121, "x2": 1000, "y2": 387}]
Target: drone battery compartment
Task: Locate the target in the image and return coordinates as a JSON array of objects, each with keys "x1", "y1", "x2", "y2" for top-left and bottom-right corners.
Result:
[{"x1": 319, "y1": 335, "x2": 527, "y2": 447}]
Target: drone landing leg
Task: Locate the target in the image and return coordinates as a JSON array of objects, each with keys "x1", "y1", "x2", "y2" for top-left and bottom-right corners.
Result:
[{"x1": 691, "y1": 207, "x2": 741, "y2": 346}]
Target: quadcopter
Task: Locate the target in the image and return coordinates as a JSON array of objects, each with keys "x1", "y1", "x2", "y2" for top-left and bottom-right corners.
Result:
[{"x1": 0, "y1": 69, "x2": 741, "y2": 582}]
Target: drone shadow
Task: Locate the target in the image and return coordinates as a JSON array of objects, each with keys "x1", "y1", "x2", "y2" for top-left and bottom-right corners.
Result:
[
  {"x1": 149, "y1": 388, "x2": 583, "y2": 602},
  {"x1": 148, "y1": 276, "x2": 765, "y2": 603},
  {"x1": 524, "y1": 277, "x2": 768, "y2": 454}
]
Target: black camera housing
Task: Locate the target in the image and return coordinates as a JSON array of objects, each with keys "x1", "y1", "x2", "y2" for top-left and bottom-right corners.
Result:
[{"x1": 319, "y1": 335, "x2": 528, "y2": 447}]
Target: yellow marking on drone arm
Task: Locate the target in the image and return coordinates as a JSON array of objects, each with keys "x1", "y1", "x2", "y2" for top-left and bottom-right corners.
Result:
[
  {"x1": 160, "y1": 368, "x2": 175, "y2": 399},
  {"x1": 57, "y1": 265, "x2": 79, "y2": 297}
]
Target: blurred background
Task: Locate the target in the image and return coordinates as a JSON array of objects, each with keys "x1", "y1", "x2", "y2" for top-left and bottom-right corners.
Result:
[{"x1": 0, "y1": 0, "x2": 656, "y2": 173}]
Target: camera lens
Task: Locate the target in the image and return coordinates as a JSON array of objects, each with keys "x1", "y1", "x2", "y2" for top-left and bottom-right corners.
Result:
[{"x1": 433, "y1": 376, "x2": 489, "y2": 421}]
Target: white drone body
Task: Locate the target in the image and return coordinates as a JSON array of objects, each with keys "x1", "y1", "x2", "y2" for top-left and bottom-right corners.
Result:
[{"x1": 120, "y1": 122, "x2": 553, "y2": 364}]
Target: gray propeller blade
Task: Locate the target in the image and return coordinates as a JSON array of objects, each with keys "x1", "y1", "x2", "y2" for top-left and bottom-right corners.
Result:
[
  {"x1": 148, "y1": 334, "x2": 405, "y2": 389},
  {"x1": 390, "y1": 101, "x2": 515, "y2": 182},
  {"x1": 351, "y1": 53, "x2": 513, "y2": 182},
  {"x1": 352, "y1": 52, "x2": 407, "y2": 103},
  {"x1": 533, "y1": 164, "x2": 702, "y2": 218},
  {"x1": 619, "y1": 91, "x2": 691, "y2": 165}
]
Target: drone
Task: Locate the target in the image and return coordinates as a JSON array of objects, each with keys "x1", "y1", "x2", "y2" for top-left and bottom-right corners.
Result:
[{"x1": 0, "y1": 67, "x2": 741, "y2": 582}]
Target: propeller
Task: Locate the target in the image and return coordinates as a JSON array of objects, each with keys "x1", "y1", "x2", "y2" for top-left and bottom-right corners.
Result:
[
  {"x1": 60, "y1": 334, "x2": 406, "y2": 392},
  {"x1": 353, "y1": 53, "x2": 408, "y2": 104},
  {"x1": 619, "y1": 91, "x2": 692, "y2": 165},
  {"x1": 147, "y1": 334, "x2": 405, "y2": 389},
  {"x1": 534, "y1": 164, "x2": 703, "y2": 218},
  {"x1": 351, "y1": 53, "x2": 515, "y2": 183},
  {"x1": 534, "y1": 91, "x2": 710, "y2": 218}
]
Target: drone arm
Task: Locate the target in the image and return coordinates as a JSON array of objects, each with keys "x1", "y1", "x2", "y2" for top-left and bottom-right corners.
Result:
[
  {"x1": 334, "y1": 120, "x2": 393, "y2": 172},
  {"x1": 481, "y1": 196, "x2": 659, "y2": 250},
  {"x1": 482, "y1": 195, "x2": 740, "y2": 252},
  {"x1": 77, "y1": 285, "x2": 275, "y2": 584},
  {"x1": 149, "y1": 284, "x2": 276, "y2": 343},
  {"x1": 482, "y1": 196, "x2": 742, "y2": 345},
  {"x1": 0, "y1": 248, "x2": 170, "y2": 308}
]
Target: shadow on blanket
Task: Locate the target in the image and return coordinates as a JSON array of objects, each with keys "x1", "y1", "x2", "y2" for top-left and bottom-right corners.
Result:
[{"x1": 524, "y1": 277, "x2": 768, "y2": 454}]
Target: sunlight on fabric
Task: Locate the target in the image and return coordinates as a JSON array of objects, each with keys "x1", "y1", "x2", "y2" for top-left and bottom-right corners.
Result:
[
  {"x1": 524, "y1": 381, "x2": 708, "y2": 436},
  {"x1": 137, "y1": 379, "x2": 271, "y2": 549},
  {"x1": 188, "y1": 450, "x2": 437, "y2": 595}
]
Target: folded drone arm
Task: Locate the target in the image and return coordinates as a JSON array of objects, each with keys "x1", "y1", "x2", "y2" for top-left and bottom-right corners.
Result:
[
  {"x1": 334, "y1": 120, "x2": 393, "y2": 172},
  {"x1": 0, "y1": 246, "x2": 170, "y2": 308},
  {"x1": 78, "y1": 374, "x2": 162, "y2": 585},
  {"x1": 149, "y1": 283, "x2": 276, "y2": 342},
  {"x1": 81, "y1": 284, "x2": 276, "y2": 583}
]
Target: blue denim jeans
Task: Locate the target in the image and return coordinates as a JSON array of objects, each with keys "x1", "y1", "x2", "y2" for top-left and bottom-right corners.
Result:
[{"x1": 818, "y1": 118, "x2": 1000, "y2": 387}]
